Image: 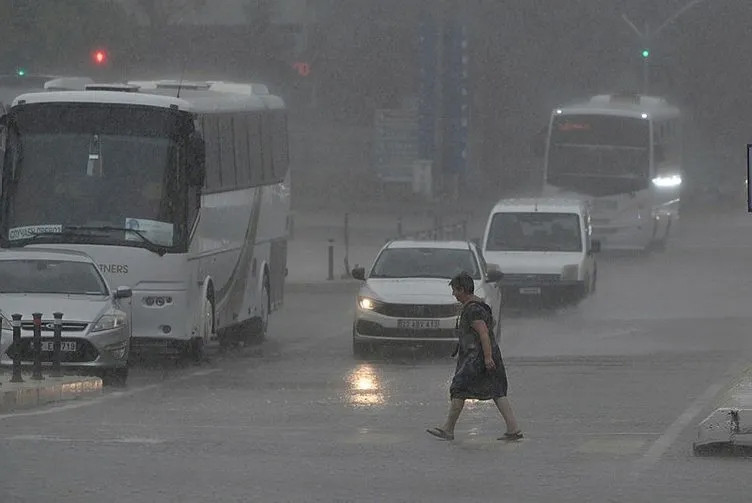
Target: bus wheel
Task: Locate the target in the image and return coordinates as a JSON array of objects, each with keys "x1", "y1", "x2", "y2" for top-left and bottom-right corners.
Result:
[
  {"x1": 258, "y1": 275, "x2": 270, "y2": 340},
  {"x1": 652, "y1": 218, "x2": 672, "y2": 252},
  {"x1": 195, "y1": 294, "x2": 214, "y2": 359}
]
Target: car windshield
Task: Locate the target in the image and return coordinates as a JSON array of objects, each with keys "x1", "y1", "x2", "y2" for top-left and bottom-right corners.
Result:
[
  {"x1": 486, "y1": 212, "x2": 583, "y2": 252},
  {"x1": 0, "y1": 259, "x2": 108, "y2": 295},
  {"x1": 370, "y1": 247, "x2": 480, "y2": 279}
]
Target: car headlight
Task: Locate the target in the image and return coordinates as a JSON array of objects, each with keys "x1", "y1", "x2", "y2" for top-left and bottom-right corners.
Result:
[
  {"x1": 652, "y1": 175, "x2": 682, "y2": 188},
  {"x1": 92, "y1": 311, "x2": 127, "y2": 332},
  {"x1": 561, "y1": 265, "x2": 579, "y2": 281},
  {"x1": 358, "y1": 296, "x2": 382, "y2": 311}
]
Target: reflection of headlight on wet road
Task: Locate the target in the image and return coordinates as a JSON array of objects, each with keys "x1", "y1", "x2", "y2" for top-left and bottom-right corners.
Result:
[
  {"x1": 652, "y1": 175, "x2": 682, "y2": 188},
  {"x1": 346, "y1": 364, "x2": 385, "y2": 406}
]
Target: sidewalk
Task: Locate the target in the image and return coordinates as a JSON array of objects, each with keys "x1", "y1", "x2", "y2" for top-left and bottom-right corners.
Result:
[
  {"x1": 285, "y1": 200, "x2": 494, "y2": 293},
  {"x1": 0, "y1": 371, "x2": 102, "y2": 413}
]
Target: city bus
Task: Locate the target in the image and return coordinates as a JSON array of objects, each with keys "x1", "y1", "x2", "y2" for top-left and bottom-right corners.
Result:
[
  {"x1": 0, "y1": 79, "x2": 290, "y2": 359},
  {"x1": 540, "y1": 93, "x2": 683, "y2": 251}
]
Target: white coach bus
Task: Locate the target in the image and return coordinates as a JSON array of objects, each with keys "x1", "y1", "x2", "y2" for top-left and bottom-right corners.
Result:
[
  {"x1": 0, "y1": 79, "x2": 290, "y2": 358},
  {"x1": 541, "y1": 93, "x2": 683, "y2": 251}
]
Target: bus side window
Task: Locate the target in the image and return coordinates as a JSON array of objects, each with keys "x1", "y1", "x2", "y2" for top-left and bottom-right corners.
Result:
[
  {"x1": 218, "y1": 115, "x2": 235, "y2": 189},
  {"x1": 271, "y1": 110, "x2": 289, "y2": 181},
  {"x1": 203, "y1": 116, "x2": 221, "y2": 190},
  {"x1": 261, "y1": 111, "x2": 274, "y2": 184},
  {"x1": 234, "y1": 114, "x2": 250, "y2": 188},
  {"x1": 247, "y1": 113, "x2": 263, "y2": 186}
]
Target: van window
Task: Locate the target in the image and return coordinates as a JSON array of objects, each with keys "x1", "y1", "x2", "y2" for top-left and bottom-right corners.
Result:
[{"x1": 486, "y1": 212, "x2": 582, "y2": 252}]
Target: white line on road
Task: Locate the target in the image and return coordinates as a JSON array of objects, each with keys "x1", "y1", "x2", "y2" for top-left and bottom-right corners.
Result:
[
  {"x1": 4, "y1": 434, "x2": 166, "y2": 444},
  {"x1": 0, "y1": 368, "x2": 221, "y2": 422},
  {"x1": 630, "y1": 359, "x2": 747, "y2": 477}
]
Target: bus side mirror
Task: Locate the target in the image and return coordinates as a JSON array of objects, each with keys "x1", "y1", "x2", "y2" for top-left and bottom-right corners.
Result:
[{"x1": 187, "y1": 133, "x2": 206, "y2": 186}]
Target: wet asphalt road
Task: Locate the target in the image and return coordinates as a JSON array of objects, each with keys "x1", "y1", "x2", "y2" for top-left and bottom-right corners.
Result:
[{"x1": 2, "y1": 210, "x2": 752, "y2": 503}]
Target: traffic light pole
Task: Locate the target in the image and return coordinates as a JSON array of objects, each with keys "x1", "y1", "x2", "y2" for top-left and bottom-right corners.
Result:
[{"x1": 622, "y1": 1, "x2": 709, "y2": 95}]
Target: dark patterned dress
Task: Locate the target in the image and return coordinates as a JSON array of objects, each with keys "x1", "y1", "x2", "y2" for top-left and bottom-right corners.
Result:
[{"x1": 449, "y1": 300, "x2": 508, "y2": 400}]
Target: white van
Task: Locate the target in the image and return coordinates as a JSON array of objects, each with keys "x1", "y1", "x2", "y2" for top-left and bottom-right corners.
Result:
[{"x1": 481, "y1": 198, "x2": 600, "y2": 305}]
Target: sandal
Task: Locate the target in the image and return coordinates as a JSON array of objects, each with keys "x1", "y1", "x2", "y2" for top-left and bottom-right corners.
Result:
[
  {"x1": 426, "y1": 427, "x2": 454, "y2": 441},
  {"x1": 498, "y1": 431, "x2": 523, "y2": 441}
]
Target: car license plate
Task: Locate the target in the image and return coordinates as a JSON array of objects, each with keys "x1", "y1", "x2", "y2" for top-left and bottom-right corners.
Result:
[
  {"x1": 519, "y1": 287, "x2": 541, "y2": 295},
  {"x1": 41, "y1": 341, "x2": 77, "y2": 352},
  {"x1": 397, "y1": 319, "x2": 440, "y2": 329}
]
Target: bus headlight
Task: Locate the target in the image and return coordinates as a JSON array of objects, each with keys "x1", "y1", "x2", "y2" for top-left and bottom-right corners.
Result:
[{"x1": 652, "y1": 175, "x2": 682, "y2": 188}]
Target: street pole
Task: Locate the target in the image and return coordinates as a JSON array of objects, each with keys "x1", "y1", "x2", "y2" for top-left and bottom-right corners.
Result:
[
  {"x1": 622, "y1": 0, "x2": 709, "y2": 95},
  {"x1": 643, "y1": 22, "x2": 650, "y2": 94}
]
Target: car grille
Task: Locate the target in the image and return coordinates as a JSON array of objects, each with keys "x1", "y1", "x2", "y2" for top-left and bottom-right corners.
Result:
[
  {"x1": 374, "y1": 303, "x2": 460, "y2": 318},
  {"x1": 21, "y1": 321, "x2": 88, "y2": 333},
  {"x1": 502, "y1": 273, "x2": 560, "y2": 283},
  {"x1": 6, "y1": 338, "x2": 99, "y2": 363}
]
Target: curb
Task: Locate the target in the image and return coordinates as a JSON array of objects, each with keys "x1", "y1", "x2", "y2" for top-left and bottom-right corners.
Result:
[
  {"x1": 0, "y1": 375, "x2": 103, "y2": 413},
  {"x1": 285, "y1": 280, "x2": 362, "y2": 295},
  {"x1": 693, "y1": 365, "x2": 752, "y2": 454}
]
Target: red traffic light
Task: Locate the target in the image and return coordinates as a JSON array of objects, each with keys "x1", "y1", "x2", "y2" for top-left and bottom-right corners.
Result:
[{"x1": 92, "y1": 49, "x2": 108, "y2": 65}]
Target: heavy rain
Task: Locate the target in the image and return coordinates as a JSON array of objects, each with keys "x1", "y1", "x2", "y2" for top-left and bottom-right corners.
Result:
[{"x1": 1, "y1": 1, "x2": 752, "y2": 501}]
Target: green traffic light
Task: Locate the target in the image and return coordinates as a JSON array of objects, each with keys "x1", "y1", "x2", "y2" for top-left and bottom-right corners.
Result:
[
  {"x1": 641, "y1": 49, "x2": 650, "y2": 58},
  {"x1": 17, "y1": 68, "x2": 26, "y2": 76}
]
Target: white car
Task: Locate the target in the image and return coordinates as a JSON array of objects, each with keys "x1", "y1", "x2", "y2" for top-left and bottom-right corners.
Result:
[
  {"x1": 0, "y1": 248, "x2": 133, "y2": 385},
  {"x1": 481, "y1": 197, "x2": 599, "y2": 307},
  {"x1": 350, "y1": 240, "x2": 503, "y2": 358}
]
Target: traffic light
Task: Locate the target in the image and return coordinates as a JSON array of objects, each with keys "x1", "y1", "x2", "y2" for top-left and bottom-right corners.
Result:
[
  {"x1": 91, "y1": 49, "x2": 108, "y2": 66},
  {"x1": 641, "y1": 49, "x2": 650, "y2": 59},
  {"x1": 16, "y1": 68, "x2": 26, "y2": 77}
]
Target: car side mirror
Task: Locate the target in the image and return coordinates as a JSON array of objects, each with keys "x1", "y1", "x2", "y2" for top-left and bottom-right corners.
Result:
[
  {"x1": 486, "y1": 269, "x2": 504, "y2": 283},
  {"x1": 114, "y1": 286, "x2": 132, "y2": 299},
  {"x1": 351, "y1": 267, "x2": 366, "y2": 281},
  {"x1": 591, "y1": 239, "x2": 601, "y2": 254},
  {"x1": 187, "y1": 132, "x2": 206, "y2": 186}
]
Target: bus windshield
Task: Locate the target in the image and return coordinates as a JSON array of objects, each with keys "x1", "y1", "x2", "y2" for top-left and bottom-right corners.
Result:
[
  {"x1": 546, "y1": 114, "x2": 650, "y2": 196},
  {"x1": 2, "y1": 103, "x2": 192, "y2": 251}
]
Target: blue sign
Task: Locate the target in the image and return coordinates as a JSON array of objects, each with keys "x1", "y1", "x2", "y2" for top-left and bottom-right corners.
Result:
[
  {"x1": 748, "y1": 144, "x2": 752, "y2": 213},
  {"x1": 418, "y1": 15, "x2": 437, "y2": 160},
  {"x1": 442, "y1": 18, "x2": 469, "y2": 175}
]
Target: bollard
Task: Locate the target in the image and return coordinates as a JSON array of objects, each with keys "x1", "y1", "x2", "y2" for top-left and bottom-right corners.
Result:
[
  {"x1": 327, "y1": 239, "x2": 334, "y2": 281},
  {"x1": 51, "y1": 312, "x2": 63, "y2": 378},
  {"x1": 31, "y1": 312, "x2": 44, "y2": 381},
  {"x1": 343, "y1": 213, "x2": 351, "y2": 277},
  {"x1": 10, "y1": 314, "x2": 23, "y2": 383}
]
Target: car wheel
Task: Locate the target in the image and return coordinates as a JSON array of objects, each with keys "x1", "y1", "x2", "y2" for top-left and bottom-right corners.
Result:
[
  {"x1": 101, "y1": 367, "x2": 128, "y2": 387},
  {"x1": 353, "y1": 340, "x2": 373, "y2": 359}
]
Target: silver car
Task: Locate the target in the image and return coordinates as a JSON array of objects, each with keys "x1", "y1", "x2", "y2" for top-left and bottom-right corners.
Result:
[{"x1": 0, "y1": 248, "x2": 132, "y2": 385}]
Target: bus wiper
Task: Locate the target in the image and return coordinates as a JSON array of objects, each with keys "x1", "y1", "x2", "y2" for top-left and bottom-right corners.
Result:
[
  {"x1": 66, "y1": 226, "x2": 168, "y2": 256},
  {"x1": 7, "y1": 229, "x2": 107, "y2": 246}
]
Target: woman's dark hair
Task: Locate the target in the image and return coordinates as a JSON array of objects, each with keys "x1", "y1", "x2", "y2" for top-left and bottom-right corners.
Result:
[{"x1": 449, "y1": 271, "x2": 474, "y2": 294}]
